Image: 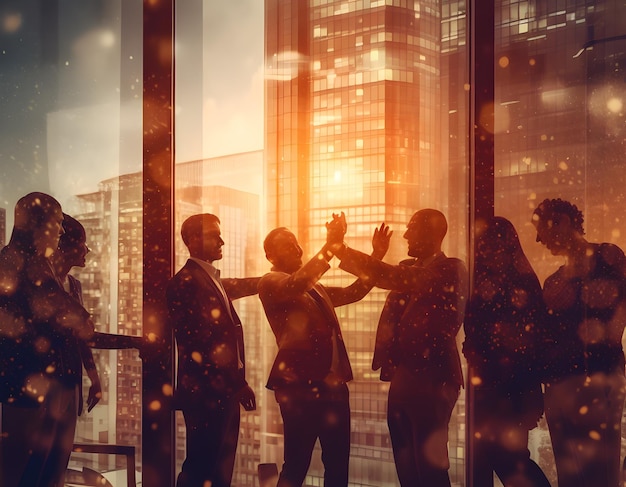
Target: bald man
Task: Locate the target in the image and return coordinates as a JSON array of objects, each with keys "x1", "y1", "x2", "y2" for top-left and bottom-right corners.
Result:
[{"x1": 332, "y1": 210, "x2": 468, "y2": 487}]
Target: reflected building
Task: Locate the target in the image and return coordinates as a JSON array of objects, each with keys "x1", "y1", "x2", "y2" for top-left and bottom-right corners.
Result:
[
  {"x1": 71, "y1": 173, "x2": 144, "y2": 474},
  {"x1": 264, "y1": 1, "x2": 626, "y2": 486},
  {"x1": 490, "y1": 3, "x2": 626, "y2": 484},
  {"x1": 265, "y1": 1, "x2": 467, "y2": 485},
  {"x1": 492, "y1": 0, "x2": 626, "y2": 282}
]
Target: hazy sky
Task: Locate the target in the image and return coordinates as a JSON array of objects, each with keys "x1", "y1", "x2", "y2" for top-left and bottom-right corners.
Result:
[
  {"x1": 196, "y1": 1, "x2": 265, "y2": 160},
  {"x1": 0, "y1": 1, "x2": 265, "y2": 217}
]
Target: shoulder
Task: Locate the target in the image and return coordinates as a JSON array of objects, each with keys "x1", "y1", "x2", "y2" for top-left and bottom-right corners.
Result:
[
  {"x1": 258, "y1": 270, "x2": 292, "y2": 299},
  {"x1": 597, "y1": 243, "x2": 626, "y2": 266},
  {"x1": 167, "y1": 261, "x2": 203, "y2": 292},
  {"x1": 438, "y1": 255, "x2": 468, "y2": 273},
  {"x1": 544, "y1": 266, "x2": 565, "y2": 285},
  {"x1": 259, "y1": 270, "x2": 286, "y2": 289}
]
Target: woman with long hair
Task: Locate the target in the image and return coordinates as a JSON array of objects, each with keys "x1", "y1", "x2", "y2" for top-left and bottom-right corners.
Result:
[{"x1": 464, "y1": 216, "x2": 551, "y2": 487}]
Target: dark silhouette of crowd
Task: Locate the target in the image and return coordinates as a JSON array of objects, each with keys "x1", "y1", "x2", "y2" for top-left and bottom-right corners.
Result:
[{"x1": 1, "y1": 192, "x2": 625, "y2": 487}]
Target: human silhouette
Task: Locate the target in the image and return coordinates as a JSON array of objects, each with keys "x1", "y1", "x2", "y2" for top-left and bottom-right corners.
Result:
[
  {"x1": 50, "y1": 214, "x2": 102, "y2": 416},
  {"x1": 0, "y1": 192, "x2": 95, "y2": 487},
  {"x1": 532, "y1": 198, "x2": 626, "y2": 487},
  {"x1": 463, "y1": 216, "x2": 551, "y2": 487},
  {"x1": 167, "y1": 213, "x2": 258, "y2": 487},
  {"x1": 332, "y1": 209, "x2": 467, "y2": 487},
  {"x1": 258, "y1": 218, "x2": 390, "y2": 487}
]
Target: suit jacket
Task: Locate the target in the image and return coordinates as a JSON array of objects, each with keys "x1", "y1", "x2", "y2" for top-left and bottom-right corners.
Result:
[
  {"x1": 259, "y1": 254, "x2": 371, "y2": 390},
  {"x1": 340, "y1": 249, "x2": 468, "y2": 387},
  {"x1": 166, "y1": 259, "x2": 258, "y2": 408}
]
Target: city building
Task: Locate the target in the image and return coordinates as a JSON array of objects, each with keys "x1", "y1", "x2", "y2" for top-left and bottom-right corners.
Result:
[
  {"x1": 68, "y1": 151, "x2": 265, "y2": 482},
  {"x1": 1, "y1": 1, "x2": 624, "y2": 486},
  {"x1": 264, "y1": 1, "x2": 467, "y2": 485}
]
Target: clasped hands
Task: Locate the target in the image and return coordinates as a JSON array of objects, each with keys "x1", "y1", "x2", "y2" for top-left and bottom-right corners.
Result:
[{"x1": 326, "y1": 212, "x2": 392, "y2": 259}]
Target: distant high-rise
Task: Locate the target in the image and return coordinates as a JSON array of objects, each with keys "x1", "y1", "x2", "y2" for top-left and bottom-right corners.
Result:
[
  {"x1": 264, "y1": 1, "x2": 467, "y2": 485},
  {"x1": 490, "y1": 0, "x2": 626, "y2": 282},
  {"x1": 70, "y1": 151, "x2": 264, "y2": 483}
]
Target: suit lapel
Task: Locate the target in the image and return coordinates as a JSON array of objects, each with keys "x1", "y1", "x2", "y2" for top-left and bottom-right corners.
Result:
[
  {"x1": 186, "y1": 259, "x2": 244, "y2": 370},
  {"x1": 187, "y1": 259, "x2": 235, "y2": 321},
  {"x1": 309, "y1": 284, "x2": 353, "y2": 381}
]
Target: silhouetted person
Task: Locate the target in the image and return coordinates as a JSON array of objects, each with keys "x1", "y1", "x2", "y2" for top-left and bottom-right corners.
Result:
[
  {"x1": 533, "y1": 199, "x2": 626, "y2": 487},
  {"x1": 0, "y1": 192, "x2": 94, "y2": 487},
  {"x1": 51, "y1": 214, "x2": 102, "y2": 416},
  {"x1": 332, "y1": 209, "x2": 467, "y2": 487},
  {"x1": 258, "y1": 218, "x2": 390, "y2": 487},
  {"x1": 463, "y1": 216, "x2": 550, "y2": 487},
  {"x1": 167, "y1": 213, "x2": 258, "y2": 487}
]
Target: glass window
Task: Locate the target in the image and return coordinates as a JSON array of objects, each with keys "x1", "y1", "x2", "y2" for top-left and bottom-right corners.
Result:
[
  {"x1": 0, "y1": 0, "x2": 144, "y2": 484},
  {"x1": 494, "y1": 3, "x2": 626, "y2": 486},
  {"x1": 4, "y1": 1, "x2": 625, "y2": 486}
]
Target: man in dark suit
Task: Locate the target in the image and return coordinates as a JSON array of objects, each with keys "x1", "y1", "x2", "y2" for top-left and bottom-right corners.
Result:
[
  {"x1": 167, "y1": 213, "x2": 258, "y2": 487},
  {"x1": 332, "y1": 209, "x2": 468, "y2": 487},
  {"x1": 258, "y1": 220, "x2": 390, "y2": 487}
]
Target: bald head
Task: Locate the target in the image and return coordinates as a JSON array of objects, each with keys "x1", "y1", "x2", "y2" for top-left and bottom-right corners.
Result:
[
  {"x1": 263, "y1": 227, "x2": 303, "y2": 274},
  {"x1": 403, "y1": 209, "x2": 448, "y2": 259}
]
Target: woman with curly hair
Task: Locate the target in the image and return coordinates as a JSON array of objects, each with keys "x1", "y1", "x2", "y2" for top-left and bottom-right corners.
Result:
[{"x1": 533, "y1": 198, "x2": 626, "y2": 487}]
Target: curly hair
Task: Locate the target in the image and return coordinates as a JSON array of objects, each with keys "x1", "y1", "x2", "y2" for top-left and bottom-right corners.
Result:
[{"x1": 533, "y1": 198, "x2": 585, "y2": 234}]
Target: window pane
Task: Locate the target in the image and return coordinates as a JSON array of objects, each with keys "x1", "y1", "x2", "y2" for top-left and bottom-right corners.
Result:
[
  {"x1": 495, "y1": 2, "x2": 626, "y2": 485},
  {"x1": 0, "y1": 1, "x2": 143, "y2": 484},
  {"x1": 175, "y1": 1, "x2": 469, "y2": 486}
]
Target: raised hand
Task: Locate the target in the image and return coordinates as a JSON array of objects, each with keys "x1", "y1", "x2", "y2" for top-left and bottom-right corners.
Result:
[
  {"x1": 372, "y1": 223, "x2": 392, "y2": 259},
  {"x1": 87, "y1": 381, "x2": 102, "y2": 412},
  {"x1": 326, "y1": 211, "x2": 347, "y2": 248},
  {"x1": 86, "y1": 370, "x2": 102, "y2": 412}
]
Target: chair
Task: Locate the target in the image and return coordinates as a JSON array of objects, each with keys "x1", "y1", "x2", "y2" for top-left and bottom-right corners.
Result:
[{"x1": 72, "y1": 443, "x2": 136, "y2": 487}]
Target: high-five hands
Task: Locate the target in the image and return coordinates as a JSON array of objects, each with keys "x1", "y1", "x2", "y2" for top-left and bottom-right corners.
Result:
[
  {"x1": 372, "y1": 223, "x2": 392, "y2": 259},
  {"x1": 326, "y1": 211, "x2": 347, "y2": 250}
]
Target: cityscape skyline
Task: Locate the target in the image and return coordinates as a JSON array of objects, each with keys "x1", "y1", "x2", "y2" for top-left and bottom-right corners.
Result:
[{"x1": 1, "y1": 1, "x2": 625, "y2": 486}]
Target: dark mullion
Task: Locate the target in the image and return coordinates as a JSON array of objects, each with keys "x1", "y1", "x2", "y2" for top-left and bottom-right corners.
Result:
[
  {"x1": 142, "y1": 0, "x2": 176, "y2": 486},
  {"x1": 467, "y1": 0, "x2": 495, "y2": 486}
]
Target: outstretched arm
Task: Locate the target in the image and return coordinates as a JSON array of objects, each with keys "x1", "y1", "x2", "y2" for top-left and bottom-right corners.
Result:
[
  {"x1": 326, "y1": 222, "x2": 393, "y2": 306},
  {"x1": 88, "y1": 332, "x2": 144, "y2": 350},
  {"x1": 222, "y1": 277, "x2": 261, "y2": 300},
  {"x1": 260, "y1": 217, "x2": 348, "y2": 300}
]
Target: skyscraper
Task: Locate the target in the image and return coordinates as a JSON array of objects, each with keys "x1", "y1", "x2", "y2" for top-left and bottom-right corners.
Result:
[
  {"x1": 264, "y1": 1, "x2": 468, "y2": 485},
  {"x1": 69, "y1": 151, "x2": 265, "y2": 483}
]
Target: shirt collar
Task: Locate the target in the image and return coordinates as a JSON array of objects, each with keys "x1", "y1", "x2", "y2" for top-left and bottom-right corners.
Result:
[{"x1": 190, "y1": 257, "x2": 220, "y2": 279}]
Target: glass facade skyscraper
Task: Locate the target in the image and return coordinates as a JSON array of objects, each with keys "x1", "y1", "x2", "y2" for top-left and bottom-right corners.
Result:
[
  {"x1": 2, "y1": 1, "x2": 625, "y2": 486},
  {"x1": 264, "y1": 1, "x2": 468, "y2": 485}
]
